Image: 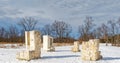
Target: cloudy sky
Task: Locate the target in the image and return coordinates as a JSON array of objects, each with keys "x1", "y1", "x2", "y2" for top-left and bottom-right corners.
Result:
[{"x1": 0, "y1": 0, "x2": 120, "y2": 37}]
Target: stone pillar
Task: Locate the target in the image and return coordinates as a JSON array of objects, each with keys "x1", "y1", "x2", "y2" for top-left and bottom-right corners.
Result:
[
  {"x1": 81, "y1": 39, "x2": 102, "y2": 61},
  {"x1": 71, "y1": 41, "x2": 80, "y2": 52},
  {"x1": 16, "y1": 30, "x2": 41, "y2": 61},
  {"x1": 43, "y1": 35, "x2": 55, "y2": 52}
]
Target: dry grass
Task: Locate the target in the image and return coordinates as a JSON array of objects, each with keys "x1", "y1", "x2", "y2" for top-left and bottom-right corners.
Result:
[
  {"x1": 0, "y1": 42, "x2": 24, "y2": 48},
  {"x1": 40, "y1": 43, "x2": 73, "y2": 47},
  {"x1": 0, "y1": 45, "x2": 6, "y2": 48},
  {"x1": 17, "y1": 43, "x2": 24, "y2": 46},
  {"x1": 0, "y1": 42, "x2": 24, "y2": 44},
  {"x1": 0, "y1": 42, "x2": 74, "y2": 48},
  {"x1": 53, "y1": 43, "x2": 73, "y2": 46},
  {"x1": 11, "y1": 45, "x2": 16, "y2": 48}
]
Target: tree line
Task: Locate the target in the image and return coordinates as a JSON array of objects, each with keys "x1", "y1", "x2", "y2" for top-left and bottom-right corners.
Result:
[
  {"x1": 0, "y1": 16, "x2": 120, "y2": 46},
  {"x1": 0, "y1": 17, "x2": 73, "y2": 43},
  {"x1": 78, "y1": 16, "x2": 120, "y2": 46}
]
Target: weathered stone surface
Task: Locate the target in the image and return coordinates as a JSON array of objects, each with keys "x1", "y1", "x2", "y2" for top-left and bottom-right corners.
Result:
[
  {"x1": 72, "y1": 41, "x2": 80, "y2": 52},
  {"x1": 43, "y1": 35, "x2": 55, "y2": 52},
  {"x1": 16, "y1": 30, "x2": 41, "y2": 61},
  {"x1": 81, "y1": 39, "x2": 102, "y2": 61}
]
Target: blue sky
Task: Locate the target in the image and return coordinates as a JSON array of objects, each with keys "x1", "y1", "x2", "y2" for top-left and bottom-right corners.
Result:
[{"x1": 0, "y1": 0, "x2": 120, "y2": 38}]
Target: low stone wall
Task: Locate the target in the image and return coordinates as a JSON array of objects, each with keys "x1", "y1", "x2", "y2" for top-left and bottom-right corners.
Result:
[{"x1": 81, "y1": 39, "x2": 102, "y2": 61}]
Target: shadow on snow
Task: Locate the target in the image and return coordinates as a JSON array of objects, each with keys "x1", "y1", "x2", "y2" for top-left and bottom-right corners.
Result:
[
  {"x1": 42, "y1": 55, "x2": 79, "y2": 59},
  {"x1": 103, "y1": 57, "x2": 120, "y2": 60}
]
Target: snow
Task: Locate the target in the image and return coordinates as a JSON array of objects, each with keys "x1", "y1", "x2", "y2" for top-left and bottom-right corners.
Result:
[{"x1": 0, "y1": 44, "x2": 120, "y2": 63}]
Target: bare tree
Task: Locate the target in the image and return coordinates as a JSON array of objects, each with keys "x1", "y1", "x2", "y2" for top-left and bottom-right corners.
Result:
[
  {"x1": 78, "y1": 25, "x2": 86, "y2": 41},
  {"x1": 8, "y1": 25, "x2": 19, "y2": 42},
  {"x1": 18, "y1": 17, "x2": 38, "y2": 31},
  {"x1": 0, "y1": 27, "x2": 10, "y2": 42},
  {"x1": 8, "y1": 25, "x2": 19, "y2": 37},
  {"x1": 116, "y1": 18, "x2": 120, "y2": 46},
  {"x1": 85, "y1": 17, "x2": 94, "y2": 32},
  {"x1": 51, "y1": 20, "x2": 72, "y2": 38},
  {"x1": 100, "y1": 23, "x2": 109, "y2": 46},
  {"x1": 78, "y1": 16, "x2": 95, "y2": 41},
  {"x1": 107, "y1": 20, "x2": 117, "y2": 46},
  {"x1": 0, "y1": 27, "x2": 5, "y2": 38},
  {"x1": 42, "y1": 24, "x2": 52, "y2": 35},
  {"x1": 93, "y1": 27, "x2": 102, "y2": 39},
  {"x1": 78, "y1": 25, "x2": 84, "y2": 37},
  {"x1": 0, "y1": 27, "x2": 6, "y2": 42}
]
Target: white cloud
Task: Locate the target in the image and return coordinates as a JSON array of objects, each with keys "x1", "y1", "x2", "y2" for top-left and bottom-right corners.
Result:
[{"x1": 0, "y1": 0, "x2": 120, "y2": 32}]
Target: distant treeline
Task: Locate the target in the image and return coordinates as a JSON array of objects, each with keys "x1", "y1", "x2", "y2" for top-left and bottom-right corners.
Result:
[{"x1": 0, "y1": 16, "x2": 120, "y2": 46}]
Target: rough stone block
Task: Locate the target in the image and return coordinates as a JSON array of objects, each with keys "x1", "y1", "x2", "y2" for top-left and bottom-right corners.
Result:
[
  {"x1": 43, "y1": 35, "x2": 55, "y2": 52},
  {"x1": 16, "y1": 30, "x2": 41, "y2": 61},
  {"x1": 72, "y1": 41, "x2": 80, "y2": 52},
  {"x1": 81, "y1": 39, "x2": 102, "y2": 61}
]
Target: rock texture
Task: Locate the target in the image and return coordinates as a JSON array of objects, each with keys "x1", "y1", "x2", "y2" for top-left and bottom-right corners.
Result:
[
  {"x1": 72, "y1": 41, "x2": 80, "y2": 52},
  {"x1": 16, "y1": 31, "x2": 41, "y2": 61},
  {"x1": 81, "y1": 39, "x2": 102, "y2": 61},
  {"x1": 43, "y1": 35, "x2": 55, "y2": 52}
]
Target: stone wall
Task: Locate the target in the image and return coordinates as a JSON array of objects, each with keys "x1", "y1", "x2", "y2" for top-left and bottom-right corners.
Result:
[
  {"x1": 71, "y1": 41, "x2": 80, "y2": 52},
  {"x1": 16, "y1": 30, "x2": 41, "y2": 61},
  {"x1": 81, "y1": 39, "x2": 102, "y2": 61}
]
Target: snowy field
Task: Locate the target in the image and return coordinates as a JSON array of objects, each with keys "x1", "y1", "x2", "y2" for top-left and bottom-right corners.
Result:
[{"x1": 0, "y1": 44, "x2": 120, "y2": 63}]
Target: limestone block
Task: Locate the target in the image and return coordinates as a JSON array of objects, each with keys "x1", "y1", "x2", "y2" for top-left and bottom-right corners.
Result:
[
  {"x1": 16, "y1": 50, "x2": 32, "y2": 61},
  {"x1": 16, "y1": 30, "x2": 41, "y2": 61},
  {"x1": 43, "y1": 35, "x2": 55, "y2": 52},
  {"x1": 47, "y1": 46, "x2": 55, "y2": 52},
  {"x1": 72, "y1": 41, "x2": 80, "y2": 52},
  {"x1": 81, "y1": 39, "x2": 102, "y2": 61}
]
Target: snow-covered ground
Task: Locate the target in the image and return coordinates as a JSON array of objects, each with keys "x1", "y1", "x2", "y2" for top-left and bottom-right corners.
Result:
[{"x1": 0, "y1": 44, "x2": 120, "y2": 63}]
